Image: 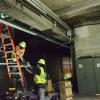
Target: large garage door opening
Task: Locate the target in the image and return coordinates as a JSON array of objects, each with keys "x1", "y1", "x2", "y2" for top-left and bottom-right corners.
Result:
[{"x1": 0, "y1": 24, "x2": 73, "y2": 99}]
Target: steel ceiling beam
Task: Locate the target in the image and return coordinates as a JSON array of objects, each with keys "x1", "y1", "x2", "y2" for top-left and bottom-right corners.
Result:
[{"x1": 0, "y1": 19, "x2": 69, "y2": 48}]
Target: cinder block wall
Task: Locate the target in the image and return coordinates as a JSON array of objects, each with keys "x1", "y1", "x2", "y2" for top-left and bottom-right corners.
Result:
[{"x1": 75, "y1": 24, "x2": 100, "y2": 58}]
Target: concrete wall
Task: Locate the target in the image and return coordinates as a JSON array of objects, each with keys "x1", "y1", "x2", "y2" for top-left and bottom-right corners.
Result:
[{"x1": 75, "y1": 24, "x2": 100, "y2": 58}]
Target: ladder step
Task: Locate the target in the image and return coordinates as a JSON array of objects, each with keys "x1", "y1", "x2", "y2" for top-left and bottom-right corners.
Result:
[
  {"x1": 8, "y1": 65, "x2": 18, "y2": 67},
  {"x1": 8, "y1": 65, "x2": 24, "y2": 67},
  {"x1": 0, "y1": 63, "x2": 17, "y2": 65},
  {"x1": 10, "y1": 72, "x2": 20, "y2": 75},
  {"x1": 1, "y1": 34, "x2": 9, "y2": 38},
  {"x1": 5, "y1": 43, "x2": 11, "y2": 46},
  {"x1": 0, "y1": 63, "x2": 7, "y2": 65},
  {"x1": 7, "y1": 58, "x2": 13, "y2": 60},
  {"x1": 9, "y1": 88, "x2": 16, "y2": 91},
  {"x1": 4, "y1": 36, "x2": 10, "y2": 39},
  {"x1": 8, "y1": 63, "x2": 17, "y2": 65},
  {"x1": 5, "y1": 51, "x2": 13, "y2": 53},
  {"x1": 0, "y1": 50, "x2": 3, "y2": 52},
  {"x1": 0, "y1": 63, "x2": 27, "y2": 68}
]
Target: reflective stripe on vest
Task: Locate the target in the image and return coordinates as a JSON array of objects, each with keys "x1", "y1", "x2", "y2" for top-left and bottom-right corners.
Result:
[{"x1": 34, "y1": 67, "x2": 46, "y2": 84}]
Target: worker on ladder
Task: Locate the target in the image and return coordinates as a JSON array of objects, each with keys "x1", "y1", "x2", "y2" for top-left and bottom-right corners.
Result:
[
  {"x1": 11, "y1": 41, "x2": 28, "y2": 98},
  {"x1": 32, "y1": 58, "x2": 50, "y2": 100},
  {"x1": 12, "y1": 41, "x2": 32, "y2": 71},
  {"x1": 11, "y1": 41, "x2": 26, "y2": 62}
]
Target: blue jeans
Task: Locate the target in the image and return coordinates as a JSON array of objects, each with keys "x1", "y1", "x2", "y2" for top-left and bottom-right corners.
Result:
[
  {"x1": 29, "y1": 89, "x2": 45, "y2": 100},
  {"x1": 35, "y1": 87, "x2": 45, "y2": 100},
  {"x1": 33, "y1": 85, "x2": 45, "y2": 100},
  {"x1": 38, "y1": 88, "x2": 45, "y2": 100}
]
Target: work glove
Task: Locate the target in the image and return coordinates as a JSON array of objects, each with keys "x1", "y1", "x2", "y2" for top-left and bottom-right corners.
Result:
[
  {"x1": 23, "y1": 62, "x2": 33, "y2": 74},
  {"x1": 22, "y1": 62, "x2": 30, "y2": 67}
]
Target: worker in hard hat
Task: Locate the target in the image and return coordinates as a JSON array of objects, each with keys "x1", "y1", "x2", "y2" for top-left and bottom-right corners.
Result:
[
  {"x1": 11, "y1": 41, "x2": 27, "y2": 95},
  {"x1": 33, "y1": 58, "x2": 49, "y2": 100},
  {"x1": 11, "y1": 41, "x2": 26, "y2": 62}
]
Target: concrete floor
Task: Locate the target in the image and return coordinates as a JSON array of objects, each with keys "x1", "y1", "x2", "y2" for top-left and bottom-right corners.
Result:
[
  {"x1": 45, "y1": 96, "x2": 98, "y2": 100},
  {"x1": 73, "y1": 94, "x2": 99, "y2": 100},
  {"x1": 45, "y1": 94, "x2": 99, "y2": 100}
]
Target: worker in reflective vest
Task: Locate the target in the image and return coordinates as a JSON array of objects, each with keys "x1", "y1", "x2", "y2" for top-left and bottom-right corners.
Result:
[{"x1": 33, "y1": 59, "x2": 49, "y2": 100}]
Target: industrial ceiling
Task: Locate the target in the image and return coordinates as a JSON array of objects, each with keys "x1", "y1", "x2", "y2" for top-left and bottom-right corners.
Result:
[
  {"x1": 0, "y1": 0, "x2": 72, "y2": 46},
  {"x1": 40, "y1": 0, "x2": 100, "y2": 26},
  {"x1": 0, "y1": 0, "x2": 100, "y2": 45}
]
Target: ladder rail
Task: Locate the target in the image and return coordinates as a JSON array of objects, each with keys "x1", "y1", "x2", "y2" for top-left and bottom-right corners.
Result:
[
  {"x1": 0, "y1": 24, "x2": 12, "y2": 81},
  {"x1": 2, "y1": 38, "x2": 12, "y2": 81}
]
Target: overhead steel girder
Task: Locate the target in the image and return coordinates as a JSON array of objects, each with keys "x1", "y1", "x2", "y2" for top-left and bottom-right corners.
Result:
[{"x1": 0, "y1": 19, "x2": 69, "y2": 48}]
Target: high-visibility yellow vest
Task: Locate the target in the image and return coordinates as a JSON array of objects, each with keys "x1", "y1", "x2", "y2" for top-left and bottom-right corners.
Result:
[{"x1": 34, "y1": 67, "x2": 46, "y2": 84}]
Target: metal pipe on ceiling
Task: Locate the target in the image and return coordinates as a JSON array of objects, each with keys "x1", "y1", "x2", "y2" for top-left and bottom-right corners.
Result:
[
  {"x1": 24, "y1": 0, "x2": 72, "y2": 31},
  {"x1": 0, "y1": 19, "x2": 69, "y2": 48}
]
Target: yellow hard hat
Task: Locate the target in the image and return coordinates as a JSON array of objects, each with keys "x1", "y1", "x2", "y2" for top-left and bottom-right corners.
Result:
[
  {"x1": 19, "y1": 41, "x2": 26, "y2": 48},
  {"x1": 38, "y1": 59, "x2": 46, "y2": 65}
]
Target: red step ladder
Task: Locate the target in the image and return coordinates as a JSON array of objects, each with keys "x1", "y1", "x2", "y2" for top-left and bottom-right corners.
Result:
[{"x1": 0, "y1": 23, "x2": 27, "y2": 92}]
